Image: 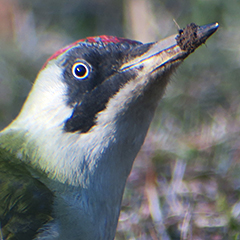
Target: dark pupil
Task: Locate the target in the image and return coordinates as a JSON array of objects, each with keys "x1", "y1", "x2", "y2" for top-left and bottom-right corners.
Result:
[{"x1": 75, "y1": 64, "x2": 86, "y2": 77}]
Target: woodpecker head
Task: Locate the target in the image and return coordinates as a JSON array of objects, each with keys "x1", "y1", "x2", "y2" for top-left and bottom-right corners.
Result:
[
  {"x1": 0, "y1": 22, "x2": 218, "y2": 240},
  {"x1": 1, "y1": 23, "x2": 218, "y2": 185},
  {"x1": 0, "y1": 22, "x2": 218, "y2": 184}
]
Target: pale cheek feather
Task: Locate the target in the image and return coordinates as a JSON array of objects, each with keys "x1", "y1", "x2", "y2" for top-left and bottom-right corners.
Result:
[{"x1": 19, "y1": 63, "x2": 72, "y2": 127}]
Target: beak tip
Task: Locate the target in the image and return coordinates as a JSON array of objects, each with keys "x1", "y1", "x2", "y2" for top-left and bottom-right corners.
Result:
[{"x1": 199, "y1": 22, "x2": 219, "y2": 38}]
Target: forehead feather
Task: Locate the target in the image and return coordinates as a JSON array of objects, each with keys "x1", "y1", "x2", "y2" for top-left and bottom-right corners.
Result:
[{"x1": 42, "y1": 35, "x2": 142, "y2": 69}]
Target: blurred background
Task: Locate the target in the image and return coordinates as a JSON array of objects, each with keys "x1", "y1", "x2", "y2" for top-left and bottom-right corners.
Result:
[{"x1": 0, "y1": 0, "x2": 239, "y2": 239}]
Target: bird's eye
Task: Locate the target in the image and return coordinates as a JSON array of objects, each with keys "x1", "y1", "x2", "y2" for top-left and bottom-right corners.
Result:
[{"x1": 72, "y1": 62, "x2": 90, "y2": 80}]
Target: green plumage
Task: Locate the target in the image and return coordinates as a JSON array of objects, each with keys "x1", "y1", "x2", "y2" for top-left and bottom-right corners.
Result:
[{"x1": 0, "y1": 148, "x2": 53, "y2": 240}]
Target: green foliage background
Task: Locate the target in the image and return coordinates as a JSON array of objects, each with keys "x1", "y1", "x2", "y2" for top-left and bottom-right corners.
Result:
[{"x1": 0, "y1": 0, "x2": 239, "y2": 239}]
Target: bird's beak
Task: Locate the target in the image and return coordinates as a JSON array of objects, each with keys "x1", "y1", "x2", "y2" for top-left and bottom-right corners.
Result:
[{"x1": 121, "y1": 22, "x2": 219, "y2": 73}]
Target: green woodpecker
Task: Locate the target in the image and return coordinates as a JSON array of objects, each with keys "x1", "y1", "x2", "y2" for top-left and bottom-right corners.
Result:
[{"x1": 0, "y1": 22, "x2": 218, "y2": 240}]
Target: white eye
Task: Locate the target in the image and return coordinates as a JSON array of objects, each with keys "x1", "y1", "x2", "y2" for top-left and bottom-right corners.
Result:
[{"x1": 72, "y1": 62, "x2": 90, "y2": 80}]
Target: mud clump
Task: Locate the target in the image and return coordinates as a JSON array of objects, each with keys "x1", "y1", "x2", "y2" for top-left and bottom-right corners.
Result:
[{"x1": 176, "y1": 23, "x2": 205, "y2": 53}]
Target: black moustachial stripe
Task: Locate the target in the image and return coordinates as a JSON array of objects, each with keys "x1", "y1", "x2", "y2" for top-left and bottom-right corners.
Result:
[
  {"x1": 64, "y1": 70, "x2": 137, "y2": 133},
  {"x1": 63, "y1": 40, "x2": 153, "y2": 133}
]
